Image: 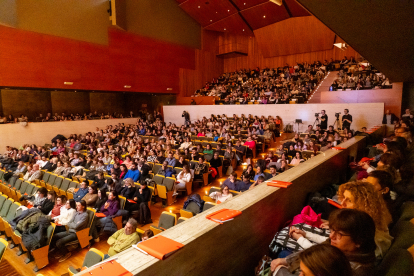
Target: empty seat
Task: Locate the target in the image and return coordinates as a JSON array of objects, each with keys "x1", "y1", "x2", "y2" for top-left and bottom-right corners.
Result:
[
  {"x1": 68, "y1": 248, "x2": 104, "y2": 276},
  {"x1": 59, "y1": 178, "x2": 71, "y2": 196},
  {"x1": 177, "y1": 217, "x2": 188, "y2": 224},
  {"x1": 52, "y1": 176, "x2": 64, "y2": 194},
  {"x1": 152, "y1": 164, "x2": 162, "y2": 175},
  {"x1": 180, "y1": 201, "x2": 201, "y2": 218},
  {"x1": 150, "y1": 211, "x2": 176, "y2": 235},
  {"x1": 202, "y1": 202, "x2": 217, "y2": 211}
]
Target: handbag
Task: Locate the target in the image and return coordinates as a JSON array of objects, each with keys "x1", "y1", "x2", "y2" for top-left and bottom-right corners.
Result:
[
  {"x1": 255, "y1": 255, "x2": 272, "y2": 276},
  {"x1": 290, "y1": 205, "x2": 322, "y2": 228},
  {"x1": 269, "y1": 223, "x2": 330, "y2": 258}
]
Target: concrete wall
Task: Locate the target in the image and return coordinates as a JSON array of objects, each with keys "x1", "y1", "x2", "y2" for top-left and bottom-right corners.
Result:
[
  {"x1": 0, "y1": 118, "x2": 138, "y2": 151},
  {"x1": 78, "y1": 134, "x2": 370, "y2": 276},
  {"x1": 163, "y1": 103, "x2": 384, "y2": 132}
]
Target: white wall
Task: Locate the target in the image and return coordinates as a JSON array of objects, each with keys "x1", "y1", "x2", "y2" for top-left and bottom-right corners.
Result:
[
  {"x1": 163, "y1": 103, "x2": 384, "y2": 132},
  {"x1": 0, "y1": 118, "x2": 138, "y2": 150}
]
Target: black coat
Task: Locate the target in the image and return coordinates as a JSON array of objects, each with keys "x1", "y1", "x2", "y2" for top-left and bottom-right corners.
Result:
[
  {"x1": 133, "y1": 187, "x2": 151, "y2": 203},
  {"x1": 120, "y1": 186, "x2": 136, "y2": 200},
  {"x1": 39, "y1": 199, "x2": 55, "y2": 215},
  {"x1": 21, "y1": 216, "x2": 51, "y2": 251}
]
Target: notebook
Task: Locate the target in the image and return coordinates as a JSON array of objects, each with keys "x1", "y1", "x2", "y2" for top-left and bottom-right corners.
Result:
[
  {"x1": 133, "y1": 235, "x2": 184, "y2": 260},
  {"x1": 328, "y1": 198, "x2": 342, "y2": 209},
  {"x1": 95, "y1": 213, "x2": 106, "y2": 218},
  {"x1": 206, "y1": 209, "x2": 242, "y2": 224},
  {"x1": 266, "y1": 180, "x2": 293, "y2": 188},
  {"x1": 86, "y1": 260, "x2": 132, "y2": 276},
  {"x1": 127, "y1": 199, "x2": 137, "y2": 204},
  {"x1": 331, "y1": 147, "x2": 346, "y2": 150}
]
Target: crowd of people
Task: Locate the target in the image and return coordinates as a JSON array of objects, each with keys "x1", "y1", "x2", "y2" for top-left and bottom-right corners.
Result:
[
  {"x1": 331, "y1": 70, "x2": 392, "y2": 91},
  {"x1": 0, "y1": 110, "x2": 162, "y2": 124},
  {"x1": 258, "y1": 121, "x2": 414, "y2": 275},
  {"x1": 193, "y1": 61, "x2": 328, "y2": 104}
]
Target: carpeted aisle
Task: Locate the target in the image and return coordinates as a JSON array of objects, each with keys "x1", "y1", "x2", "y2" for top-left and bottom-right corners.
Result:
[{"x1": 0, "y1": 259, "x2": 21, "y2": 276}]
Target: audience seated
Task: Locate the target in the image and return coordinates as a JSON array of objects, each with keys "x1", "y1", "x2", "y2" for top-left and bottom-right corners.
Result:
[{"x1": 209, "y1": 184, "x2": 233, "y2": 204}]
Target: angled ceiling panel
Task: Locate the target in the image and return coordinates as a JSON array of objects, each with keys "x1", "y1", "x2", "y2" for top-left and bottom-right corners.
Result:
[
  {"x1": 178, "y1": 0, "x2": 238, "y2": 27},
  {"x1": 231, "y1": 0, "x2": 269, "y2": 11},
  {"x1": 205, "y1": 13, "x2": 254, "y2": 36},
  {"x1": 284, "y1": 0, "x2": 309, "y2": 17},
  {"x1": 296, "y1": 0, "x2": 414, "y2": 82},
  {"x1": 241, "y1": 2, "x2": 290, "y2": 30}
]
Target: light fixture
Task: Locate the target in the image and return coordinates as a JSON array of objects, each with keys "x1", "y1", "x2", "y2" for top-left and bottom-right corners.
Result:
[
  {"x1": 198, "y1": 5, "x2": 200, "y2": 8},
  {"x1": 269, "y1": 0, "x2": 283, "y2": 6},
  {"x1": 243, "y1": 29, "x2": 245, "y2": 31},
  {"x1": 124, "y1": 85, "x2": 131, "y2": 88},
  {"x1": 263, "y1": 15, "x2": 266, "y2": 18},
  {"x1": 167, "y1": 88, "x2": 173, "y2": 90},
  {"x1": 244, "y1": 3, "x2": 246, "y2": 5},
  {"x1": 224, "y1": 28, "x2": 226, "y2": 30},
  {"x1": 334, "y1": 42, "x2": 348, "y2": 51},
  {"x1": 228, "y1": 9, "x2": 230, "y2": 12},
  {"x1": 64, "y1": 82, "x2": 73, "y2": 85},
  {"x1": 210, "y1": 19, "x2": 212, "y2": 22}
]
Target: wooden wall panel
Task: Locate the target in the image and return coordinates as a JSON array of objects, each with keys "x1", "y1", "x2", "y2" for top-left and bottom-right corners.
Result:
[
  {"x1": 223, "y1": 34, "x2": 360, "y2": 72},
  {"x1": 254, "y1": 17, "x2": 336, "y2": 58},
  {"x1": 89, "y1": 92, "x2": 126, "y2": 115},
  {"x1": 0, "y1": 25, "x2": 195, "y2": 94},
  {"x1": 1, "y1": 89, "x2": 52, "y2": 120},
  {"x1": 51, "y1": 91, "x2": 90, "y2": 116},
  {"x1": 179, "y1": 30, "x2": 224, "y2": 97}
]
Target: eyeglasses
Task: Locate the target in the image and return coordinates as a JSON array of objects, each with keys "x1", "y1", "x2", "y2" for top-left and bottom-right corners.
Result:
[{"x1": 329, "y1": 229, "x2": 351, "y2": 240}]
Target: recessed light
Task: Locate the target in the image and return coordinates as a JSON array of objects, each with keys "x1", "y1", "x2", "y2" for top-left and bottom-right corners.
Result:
[
  {"x1": 216, "y1": 11, "x2": 217, "y2": 13},
  {"x1": 210, "y1": 19, "x2": 212, "y2": 22},
  {"x1": 198, "y1": 6, "x2": 200, "y2": 8},
  {"x1": 263, "y1": 15, "x2": 266, "y2": 18},
  {"x1": 228, "y1": 9, "x2": 230, "y2": 12},
  {"x1": 64, "y1": 82, "x2": 73, "y2": 85},
  {"x1": 244, "y1": 3, "x2": 246, "y2": 5},
  {"x1": 243, "y1": 29, "x2": 245, "y2": 31},
  {"x1": 124, "y1": 85, "x2": 131, "y2": 88},
  {"x1": 224, "y1": 28, "x2": 226, "y2": 30}
]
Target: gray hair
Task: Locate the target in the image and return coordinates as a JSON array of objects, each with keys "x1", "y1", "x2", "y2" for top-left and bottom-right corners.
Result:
[{"x1": 127, "y1": 218, "x2": 138, "y2": 229}]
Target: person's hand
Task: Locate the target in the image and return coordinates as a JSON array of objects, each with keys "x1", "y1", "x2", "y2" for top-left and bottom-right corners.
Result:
[
  {"x1": 320, "y1": 220, "x2": 330, "y2": 229},
  {"x1": 104, "y1": 202, "x2": 109, "y2": 209},
  {"x1": 270, "y1": 258, "x2": 288, "y2": 272}
]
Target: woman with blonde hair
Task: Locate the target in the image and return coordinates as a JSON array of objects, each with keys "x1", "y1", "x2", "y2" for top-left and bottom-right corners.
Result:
[{"x1": 337, "y1": 180, "x2": 393, "y2": 258}]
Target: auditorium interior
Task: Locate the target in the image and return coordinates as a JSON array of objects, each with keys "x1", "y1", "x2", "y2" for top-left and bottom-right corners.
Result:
[{"x1": 0, "y1": 1, "x2": 414, "y2": 276}]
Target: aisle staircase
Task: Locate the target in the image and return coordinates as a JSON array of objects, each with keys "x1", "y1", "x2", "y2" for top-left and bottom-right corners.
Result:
[{"x1": 307, "y1": 71, "x2": 337, "y2": 103}]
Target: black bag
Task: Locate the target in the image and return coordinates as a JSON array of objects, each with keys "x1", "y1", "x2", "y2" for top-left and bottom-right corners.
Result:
[
  {"x1": 51, "y1": 134, "x2": 67, "y2": 143},
  {"x1": 269, "y1": 223, "x2": 330, "y2": 259}
]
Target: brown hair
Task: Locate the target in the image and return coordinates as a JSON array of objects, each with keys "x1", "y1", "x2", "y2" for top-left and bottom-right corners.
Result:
[
  {"x1": 299, "y1": 244, "x2": 353, "y2": 276},
  {"x1": 337, "y1": 181, "x2": 392, "y2": 231}
]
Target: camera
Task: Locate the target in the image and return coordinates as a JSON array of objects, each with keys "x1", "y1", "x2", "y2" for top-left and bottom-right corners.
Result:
[
  {"x1": 335, "y1": 112, "x2": 341, "y2": 118},
  {"x1": 315, "y1": 113, "x2": 319, "y2": 117}
]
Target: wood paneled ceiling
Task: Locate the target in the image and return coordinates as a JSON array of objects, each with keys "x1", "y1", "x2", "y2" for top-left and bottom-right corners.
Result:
[{"x1": 176, "y1": 0, "x2": 310, "y2": 35}]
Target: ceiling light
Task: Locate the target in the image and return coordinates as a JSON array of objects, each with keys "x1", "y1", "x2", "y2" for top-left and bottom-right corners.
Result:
[
  {"x1": 263, "y1": 15, "x2": 266, "y2": 18},
  {"x1": 334, "y1": 42, "x2": 348, "y2": 51},
  {"x1": 198, "y1": 6, "x2": 200, "y2": 8},
  {"x1": 224, "y1": 28, "x2": 226, "y2": 30},
  {"x1": 244, "y1": 3, "x2": 246, "y2": 5},
  {"x1": 228, "y1": 9, "x2": 230, "y2": 12},
  {"x1": 269, "y1": 0, "x2": 283, "y2": 6},
  {"x1": 64, "y1": 82, "x2": 73, "y2": 85},
  {"x1": 124, "y1": 85, "x2": 131, "y2": 88},
  {"x1": 243, "y1": 29, "x2": 245, "y2": 31},
  {"x1": 210, "y1": 19, "x2": 212, "y2": 22}
]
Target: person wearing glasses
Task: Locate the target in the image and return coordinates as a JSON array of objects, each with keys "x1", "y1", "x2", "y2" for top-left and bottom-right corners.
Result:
[
  {"x1": 270, "y1": 209, "x2": 376, "y2": 276},
  {"x1": 209, "y1": 184, "x2": 233, "y2": 204}
]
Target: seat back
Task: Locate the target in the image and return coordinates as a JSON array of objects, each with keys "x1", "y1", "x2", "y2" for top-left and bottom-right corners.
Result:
[
  {"x1": 186, "y1": 201, "x2": 201, "y2": 215},
  {"x1": 5, "y1": 202, "x2": 20, "y2": 221},
  {"x1": 47, "y1": 174, "x2": 57, "y2": 185},
  {"x1": 208, "y1": 186, "x2": 221, "y2": 194},
  {"x1": 24, "y1": 183, "x2": 36, "y2": 196},
  {"x1": 60, "y1": 178, "x2": 71, "y2": 193},
  {"x1": 0, "y1": 199, "x2": 12, "y2": 218},
  {"x1": 8, "y1": 176, "x2": 17, "y2": 187},
  {"x1": 0, "y1": 195, "x2": 6, "y2": 210},
  {"x1": 163, "y1": 177, "x2": 175, "y2": 192},
  {"x1": 46, "y1": 223, "x2": 56, "y2": 245},
  {"x1": 158, "y1": 211, "x2": 176, "y2": 230},
  {"x1": 174, "y1": 167, "x2": 183, "y2": 175},
  {"x1": 153, "y1": 164, "x2": 162, "y2": 174},
  {"x1": 202, "y1": 202, "x2": 217, "y2": 211},
  {"x1": 13, "y1": 178, "x2": 23, "y2": 191},
  {"x1": 68, "y1": 181, "x2": 79, "y2": 190},
  {"x1": 0, "y1": 238, "x2": 7, "y2": 262},
  {"x1": 83, "y1": 248, "x2": 104, "y2": 268},
  {"x1": 86, "y1": 208, "x2": 96, "y2": 229},
  {"x1": 53, "y1": 176, "x2": 64, "y2": 189},
  {"x1": 376, "y1": 248, "x2": 414, "y2": 276},
  {"x1": 42, "y1": 171, "x2": 51, "y2": 182},
  {"x1": 153, "y1": 175, "x2": 165, "y2": 185},
  {"x1": 177, "y1": 217, "x2": 188, "y2": 224},
  {"x1": 118, "y1": 196, "x2": 126, "y2": 210},
  {"x1": 18, "y1": 181, "x2": 29, "y2": 194}
]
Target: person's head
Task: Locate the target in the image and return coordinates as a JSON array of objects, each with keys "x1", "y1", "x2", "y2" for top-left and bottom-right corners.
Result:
[
  {"x1": 37, "y1": 187, "x2": 48, "y2": 198},
  {"x1": 299, "y1": 244, "x2": 352, "y2": 276},
  {"x1": 33, "y1": 164, "x2": 40, "y2": 171},
  {"x1": 80, "y1": 180, "x2": 88, "y2": 189},
  {"x1": 229, "y1": 172, "x2": 237, "y2": 181},
  {"x1": 366, "y1": 170, "x2": 393, "y2": 196},
  {"x1": 88, "y1": 185, "x2": 97, "y2": 194},
  {"x1": 328, "y1": 209, "x2": 376, "y2": 254},
  {"x1": 337, "y1": 181, "x2": 392, "y2": 231},
  {"x1": 124, "y1": 218, "x2": 138, "y2": 235},
  {"x1": 257, "y1": 176, "x2": 265, "y2": 184},
  {"x1": 47, "y1": 191, "x2": 56, "y2": 202},
  {"x1": 296, "y1": 151, "x2": 302, "y2": 159},
  {"x1": 66, "y1": 199, "x2": 76, "y2": 209},
  {"x1": 269, "y1": 165, "x2": 276, "y2": 175},
  {"x1": 125, "y1": 178, "x2": 135, "y2": 187},
  {"x1": 130, "y1": 162, "x2": 137, "y2": 170},
  {"x1": 108, "y1": 191, "x2": 119, "y2": 201},
  {"x1": 344, "y1": 109, "x2": 349, "y2": 115},
  {"x1": 56, "y1": 195, "x2": 66, "y2": 206},
  {"x1": 321, "y1": 110, "x2": 326, "y2": 115},
  {"x1": 198, "y1": 156, "x2": 204, "y2": 163},
  {"x1": 220, "y1": 184, "x2": 230, "y2": 195},
  {"x1": 141, "y1": 229, "x2": 154, "y2": 241},
  {"x1": 77, "y1": 200, "x2": 87, "y2": 212}
]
